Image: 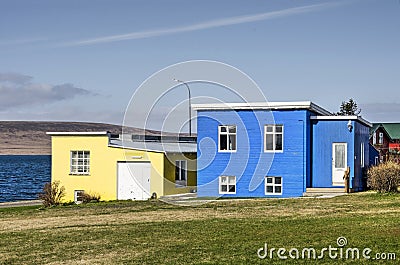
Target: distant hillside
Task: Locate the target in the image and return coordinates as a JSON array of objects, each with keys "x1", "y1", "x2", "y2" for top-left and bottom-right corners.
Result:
[{"x1": 0, "y1": 121, "x2": 161, "y2": 155}]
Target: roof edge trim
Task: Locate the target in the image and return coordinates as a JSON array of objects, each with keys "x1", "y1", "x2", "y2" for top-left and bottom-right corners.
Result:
[
  {"x1": 192, "y1": 101, "x2": 332, "y2": 116},
  {"x1": 46, "y1": 131, "x2": 109, "y2": 136},
  {"x1": 310, "y1": 116, "x2": 372, "y2": 127}
]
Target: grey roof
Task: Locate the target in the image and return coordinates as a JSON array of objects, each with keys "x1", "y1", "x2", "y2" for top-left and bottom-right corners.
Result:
[
  {"x1": 109, "y1": 139, "x2": 197, "y2": 153},
  {"x1": 47, "y1": 131, "x2": 109, "y2": 136},
  {"x1": 310, "y1": 115, "x2": 372, "y2": 127},
  {"x1": 192, "y1": 101, "x2": 332, "y2": 116}
]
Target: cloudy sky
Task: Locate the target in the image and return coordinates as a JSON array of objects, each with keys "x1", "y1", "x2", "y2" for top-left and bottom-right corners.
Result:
[{"x1": 0, "y1": 0, "x2": 399, "y2": 130}]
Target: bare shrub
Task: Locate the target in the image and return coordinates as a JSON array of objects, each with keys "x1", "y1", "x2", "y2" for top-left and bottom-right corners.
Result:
[
  {"x1": 367, "y1": 161, "x2": 400, "y2": 193},
  {"x1": 38, "y1": 181, "x2": 65, "y2": 207},
  {"x1": 80, "y1": 192, "x2": 101, "y2": 203}
]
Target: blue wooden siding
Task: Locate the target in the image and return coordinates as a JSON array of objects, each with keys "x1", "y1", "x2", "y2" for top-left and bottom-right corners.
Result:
[
  {"x1": 311, "y1": 120, "x2": 369, "y2": 190},
  {"x1": 197, "y1": 109, "x2": 311, "y2": 198},
  {"x1": 369, "y1": 144, "x2": 379, "y2": 166},
  {"x1": 305, "y1": 111, "x2": 313, "y2": 189},
  {"x1": 353, "y1": 122, "x2": 370, "y2": 191},
  {"x1": 311, "y1": 120, "x2": 354, "y2": 188}
]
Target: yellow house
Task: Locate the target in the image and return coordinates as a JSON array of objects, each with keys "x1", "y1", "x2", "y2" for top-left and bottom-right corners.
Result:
[{"x1": 47, "y1": 132, "x2": 197, "y2": 202}]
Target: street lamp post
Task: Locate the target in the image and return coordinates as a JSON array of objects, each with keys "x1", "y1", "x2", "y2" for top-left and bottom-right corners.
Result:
[{"x1": 173, "y1": 78, "x2": 192, "y2": 136}]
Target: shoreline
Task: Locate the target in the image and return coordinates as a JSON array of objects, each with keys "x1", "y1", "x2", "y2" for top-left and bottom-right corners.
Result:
[
  {"x1": 0, "y1": 200, "x2": 42, "y2": 208},
  {"x1": 0, "y1": 154, "x2": 51, "y2": 156}
]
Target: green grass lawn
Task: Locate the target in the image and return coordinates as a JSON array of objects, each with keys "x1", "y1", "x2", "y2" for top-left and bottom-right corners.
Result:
[{"x1": 0, "y1": 192, "x2": 399, "y2": 264}]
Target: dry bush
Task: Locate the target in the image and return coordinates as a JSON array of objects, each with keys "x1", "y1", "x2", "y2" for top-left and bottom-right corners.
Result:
[
  {"x1": 38, "y1": 181, "x2": 65, "y2": 207},
  {"x1": 80, "y1": 192, "x2": 101, "y2": 203},
  {"x1": 367, "y1": 161, "x2": 400, "y2": 193}
]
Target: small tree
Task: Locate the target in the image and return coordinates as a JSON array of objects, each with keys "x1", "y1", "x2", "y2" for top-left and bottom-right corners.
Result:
[
  {"x1": 336, "y1": 98, "x2": 361, "y2": 116},
  {"x1": 38, "y1": 181, "x2": 66, "y2": 207},
  {"x1": 367, "y1": 161, "x2": 400, "y2": 193}
]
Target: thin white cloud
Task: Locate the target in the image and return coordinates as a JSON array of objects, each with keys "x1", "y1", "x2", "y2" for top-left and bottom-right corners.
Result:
[{"x1": 66, "y1": 2, "x2": 340, "y2": 46}]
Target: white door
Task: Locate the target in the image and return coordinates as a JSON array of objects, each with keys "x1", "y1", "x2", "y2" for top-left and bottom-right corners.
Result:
[
  {"x1": 332, "y1": 143, "x2": 347, "y2": 186},
  {"x1": 117, "y1": 162, "x2": 151, "y2": 200}
]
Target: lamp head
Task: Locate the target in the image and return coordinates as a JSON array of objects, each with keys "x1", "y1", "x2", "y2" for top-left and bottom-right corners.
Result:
[{"x1": 347, "y1": 120, "x2": 353, "y2": 132}]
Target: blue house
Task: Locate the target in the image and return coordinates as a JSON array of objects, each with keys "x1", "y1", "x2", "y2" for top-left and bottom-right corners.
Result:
[{"x1": 193, "y1": 101, "x2": 372, "y2": 198}]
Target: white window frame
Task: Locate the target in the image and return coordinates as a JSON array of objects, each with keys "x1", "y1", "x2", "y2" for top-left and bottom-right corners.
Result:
[
  {"x1": 218, "y1": 125, "x2": 237, "y2": 152},
  {"x1": 175, "y1": 160, "x2": 187, "y2": 187},
  {"x1": 74, "y1": 190, "x2": 85, "y2": 204},
  {"x1": 219, "y1": 176, "x2": 236, "y2": 194},
  {"x1": 361, "y1": 142, "x2": 365, "y2": 168},
  {"x1": 265, "y1": 176, "x2": 282, "y2": 195},
  {"x1": 264, "y1": 125, "x2": 284, "y2": 152},
  {"x1": 372, "y1": 132, "x2": 376, "y2": 145},
  {"x1": 378, "y1": 132, "x2": 383, "y2": 144},
  {"x1": 374, "y1": 156, "x2": 379, "y2": 165},
  {"x1": 70, "y1": 151, "x2": 90, "y2": 175}
]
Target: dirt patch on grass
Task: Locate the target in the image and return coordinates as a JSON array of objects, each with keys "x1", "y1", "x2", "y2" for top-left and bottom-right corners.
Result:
[
  {"x1": 1, "y1": 197, "x2": 391, "y2": 232},
  {"x1": 1, "y1": 193, "x2": 399, "y2": 233},
  {"x1": 0, "y1": 208, "x2": 217, "y2": 231}
]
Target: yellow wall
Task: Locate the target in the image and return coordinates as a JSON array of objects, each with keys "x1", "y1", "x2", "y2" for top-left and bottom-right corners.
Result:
[
  {"x1": 163, "y1": 153, "x2": 197, "y2": 195},
  {"x1": 50, "y1": 134, "x2": 197, "y2": 202},
  {"x1": 51, "y1": 135, "x2": 165, "y2": 202}
]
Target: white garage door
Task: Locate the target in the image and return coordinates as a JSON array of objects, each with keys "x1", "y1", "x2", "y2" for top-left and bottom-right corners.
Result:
[{"x1": 117, "y1": 162, "x2": 151, "y2": 200}]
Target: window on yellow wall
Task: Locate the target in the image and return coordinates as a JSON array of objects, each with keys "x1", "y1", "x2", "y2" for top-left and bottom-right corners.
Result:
[
  {"x1": 70, "y1": 151, "x2": 90, "y2": 175},
  {"x1": 175, "y1": 160, "x2": 187, "y2": 187},
  {"x1": 74, "y1": 190, "x2": 85, "y2": 204}
]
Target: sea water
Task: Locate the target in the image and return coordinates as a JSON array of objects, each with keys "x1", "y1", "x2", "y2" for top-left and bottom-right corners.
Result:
[{"x1": 0, "y1": 155, "x2": 51, "y2": 202}]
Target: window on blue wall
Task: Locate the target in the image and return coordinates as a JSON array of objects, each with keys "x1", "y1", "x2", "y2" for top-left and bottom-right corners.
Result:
[
  {"x1": 219, "y1": 125, "x2": 236, "y2": 152},
  {"x1": 361, "y1": 142, "x2": 365, "y2": 168},
  {"x1": 264, "y1": 125, "x2": 283, "y2": 152},
  {"x1": 219, "y1": 176, "x2": 236, "y2": 194},
  {"x1": 265, "y1": 176, "x2": 282, "y2": 195}
]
